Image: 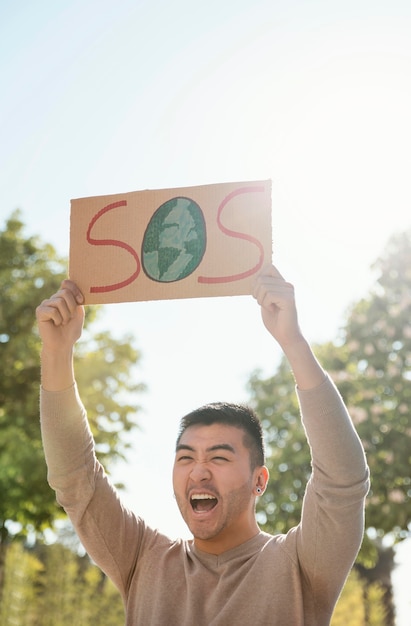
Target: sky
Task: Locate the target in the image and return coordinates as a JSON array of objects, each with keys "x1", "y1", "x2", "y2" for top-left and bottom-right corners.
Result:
[{"x1": 1, "y1": 0, "x2": 411, "y2": 620}]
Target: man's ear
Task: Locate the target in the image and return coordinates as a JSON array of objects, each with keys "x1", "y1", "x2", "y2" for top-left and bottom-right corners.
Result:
[{"x1": 254, "y1": 465, "x2": 269, "y2": 495}]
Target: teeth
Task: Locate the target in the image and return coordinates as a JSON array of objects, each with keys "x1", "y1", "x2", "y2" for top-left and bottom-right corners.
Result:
[{"x1": 191, "y1": 494, "x2": 216, "y2": 500}]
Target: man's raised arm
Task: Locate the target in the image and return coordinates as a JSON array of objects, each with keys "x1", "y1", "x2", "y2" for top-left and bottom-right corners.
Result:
[
  {"x1": 253, "y1": 264, "x2": 326, "y2": 390},
  {"x1": 36, "y1": 280, "x2": 85, "y2": 391}
]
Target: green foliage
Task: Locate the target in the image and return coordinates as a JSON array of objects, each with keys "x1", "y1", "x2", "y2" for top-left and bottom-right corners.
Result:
[
  {"x1": 331, "y1": 230, "x2": 411, "y2": 542},
  {"x1": 0, "y1": 542, "x2": 43, "y2": 626},
  {"x1": 248, "y1": 358, "x2": 309, "y2": 533},
  {"x1": 0, "y1": 541, "x2": 124, "y2": 625},
  {"x1": 249, "y1": 229, "x2": 411, "y2": 544},
  {"x1": 75, "y1": 330, "x2": 144, "y2": 468},
  {"x1": 0, "y1": 212, "x2": 68, "y2": 537},
  {"x1": 248, "y1": 229, "x2": 411, "y2": 623},
  {"x1": 0, "y1": 211, "x2": 144, "y2": 542},
  {"x1": 331, "y1": 569, "x2": 386, "y2": 625}
]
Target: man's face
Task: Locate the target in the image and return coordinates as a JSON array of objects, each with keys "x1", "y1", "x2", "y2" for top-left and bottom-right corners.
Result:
[{"x1": 172, "y1": 423, "x2": 262, "y2": 554}]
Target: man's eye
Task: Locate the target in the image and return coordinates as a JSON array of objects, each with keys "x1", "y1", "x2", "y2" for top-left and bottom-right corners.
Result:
[
  {"x1": 212, "y1": 456, "x2": 229, "y2": 462},
  {"x1": 177, "y1": 455, "x2": 193, "y2": 462}
]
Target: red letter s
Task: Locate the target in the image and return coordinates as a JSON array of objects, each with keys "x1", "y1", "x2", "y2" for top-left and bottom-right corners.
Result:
[
  {"x1": 86, "y1": 200, "x2": 140, "y2": 293},
  {"x1": 198, "y1": 185, "x2": 265, "y2": 284}
]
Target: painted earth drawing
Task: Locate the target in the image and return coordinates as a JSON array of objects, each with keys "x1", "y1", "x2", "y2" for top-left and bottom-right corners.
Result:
[{"x1": 142, "y1": 197, "x2": 207, "y2": 282}]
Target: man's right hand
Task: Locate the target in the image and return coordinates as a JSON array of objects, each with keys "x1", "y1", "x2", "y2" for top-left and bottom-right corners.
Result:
[{"x1": 36, "y1": 280, "x2": 85, "y2": 353}]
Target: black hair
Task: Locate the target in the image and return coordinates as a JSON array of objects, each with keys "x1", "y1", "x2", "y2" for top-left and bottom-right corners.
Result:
[{"x1": 176, "y1": 401, "x2": 265, "y2": 469}]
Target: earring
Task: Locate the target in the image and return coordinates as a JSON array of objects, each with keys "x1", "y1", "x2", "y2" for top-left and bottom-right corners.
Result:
[{"x1": 256, "y1": 487, "x2": 262, "y2": 494}]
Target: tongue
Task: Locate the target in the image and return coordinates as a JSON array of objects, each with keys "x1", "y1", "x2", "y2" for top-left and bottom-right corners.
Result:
[{"x1": 196, "y1": 499, "x2": 217, "y2": 512}]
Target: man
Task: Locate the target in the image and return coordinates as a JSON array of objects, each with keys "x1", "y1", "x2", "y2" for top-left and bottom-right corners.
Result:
[{"x1": 37, "y1": 265, "x2": 369, "y2": 625}]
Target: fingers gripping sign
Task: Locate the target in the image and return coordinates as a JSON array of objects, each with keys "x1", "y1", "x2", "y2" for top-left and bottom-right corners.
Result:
[
  {"x1": 36, "y1": 280, "x2": 85, "y2": 351},
  {"x1": 253, "y1": 265, "x2": 303, "y2": 349}
]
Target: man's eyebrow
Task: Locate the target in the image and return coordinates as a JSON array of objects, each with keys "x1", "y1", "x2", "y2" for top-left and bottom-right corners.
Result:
[
  {"x1": 175, "y1": 443, "x2": 236, "y2": 454},
  {"x1": 175, "y1": 444, "x2": 195, "y2": 453},
  {"x1": 207, "y1": 444, "x2": 236, "y2": 454}
]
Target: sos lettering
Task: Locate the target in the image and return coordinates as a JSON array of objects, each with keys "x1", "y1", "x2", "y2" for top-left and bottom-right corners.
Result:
[{"x1": 86, "y1": 185, "x2": 266, "y2": 294}]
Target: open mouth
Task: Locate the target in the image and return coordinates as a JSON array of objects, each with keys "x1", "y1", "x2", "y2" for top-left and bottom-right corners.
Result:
[{"x1": 190, "y1": 494, "x2": 218, "y2": 513}]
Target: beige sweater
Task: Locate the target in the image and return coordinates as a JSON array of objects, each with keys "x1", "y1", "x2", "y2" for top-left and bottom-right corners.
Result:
[{"x1": 40, "y1": 376, "x2": 369, "y2": 625}]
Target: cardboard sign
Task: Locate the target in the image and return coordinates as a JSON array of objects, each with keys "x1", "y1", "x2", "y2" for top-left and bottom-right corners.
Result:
[{"x1": 69, "y1": 180, "x2": 272, "y2": 304}]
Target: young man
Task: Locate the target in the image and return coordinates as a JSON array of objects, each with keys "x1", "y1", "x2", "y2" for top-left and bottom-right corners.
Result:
[{"x1": 37, "y1": 265, "x2": 369, "y2": 625}]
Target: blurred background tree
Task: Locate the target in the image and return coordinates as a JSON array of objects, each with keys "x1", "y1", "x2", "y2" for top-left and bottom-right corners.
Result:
[
  {"x1": 331, "y1": 569, "x2": 386, "y2": 625},
  {"x1": 0, "y1": 541, "x2": 125, "y2": 625},
  {"x1": 248, "y1": 229, "x2": 411, "y2": 626},
  {"x1": 0, "y1": 212, "x2": 144, "y2": 602}
]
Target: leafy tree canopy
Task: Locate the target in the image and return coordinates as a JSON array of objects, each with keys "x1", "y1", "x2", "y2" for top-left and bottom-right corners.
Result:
[
  {"x1": 248, "y1": 229, "x2": 411, "y2": 624},
  {"x1": 0, "y1": 211, "x2": 144, "y2": 543},
  {"x1": 249, "y1": 229, "x2": 411, "y2": 545}
]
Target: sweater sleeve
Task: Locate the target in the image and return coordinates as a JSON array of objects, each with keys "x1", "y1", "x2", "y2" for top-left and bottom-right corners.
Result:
[
  {"x1": 293, "y1": 375, "x2": 369, "y2": 610},
  {"x1": 40, "y1": 384, "x2": 144, "y2": 598}
]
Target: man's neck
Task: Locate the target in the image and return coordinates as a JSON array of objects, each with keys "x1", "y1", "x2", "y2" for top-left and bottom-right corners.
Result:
[{"x1": 193, "y1": 522, "x2": 260, "y2": 555}]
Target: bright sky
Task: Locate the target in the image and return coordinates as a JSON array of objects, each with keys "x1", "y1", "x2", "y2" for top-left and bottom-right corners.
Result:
[{"x1": 1, "y1": 0, "x2": 411, "y2": 620}]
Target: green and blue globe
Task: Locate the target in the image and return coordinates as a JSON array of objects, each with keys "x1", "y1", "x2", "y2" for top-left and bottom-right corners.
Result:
[{"x1": 142, "y1": 197, "x2": 207, "y2": 282}]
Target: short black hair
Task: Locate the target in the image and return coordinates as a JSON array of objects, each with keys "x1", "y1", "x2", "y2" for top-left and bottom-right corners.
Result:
[{"x1": 176, "y1": 401, "x2": 265, "y2": 469}]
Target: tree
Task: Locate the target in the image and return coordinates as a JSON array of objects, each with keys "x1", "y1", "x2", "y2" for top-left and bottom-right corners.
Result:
[
  {"x1": 35, "y1": 542, "x2": 125, "y2": 625},
  {"x1": 331, "y1": 569, "x2": 386, "y2": 626},
  {"x1": 248, "y1": 229, "x2": 411, "y2": 625},
  {"x1": 327, "y1": 230, "x2": 411, "y2": 624},
  {"x1": 0, "y1": 212, "x2": 144, "y2": 600},
  {"x1": 248, "y1": 358, "x2": 308, "y2": 534},
  {"x1": 0, "y1": 541, "x2": 125, "y2": 625},
  {"x1": 0, "y1": 541, "x2": 43, "y2": 626}
]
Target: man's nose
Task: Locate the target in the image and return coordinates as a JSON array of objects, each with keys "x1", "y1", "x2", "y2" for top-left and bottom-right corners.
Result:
[{"x1": 189, "y1": 461, "x2": 211, "y2": 482}]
